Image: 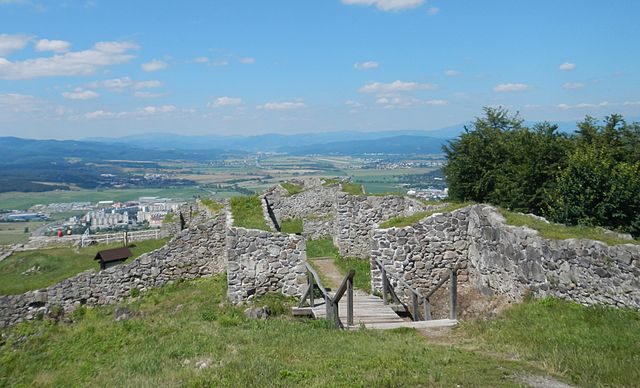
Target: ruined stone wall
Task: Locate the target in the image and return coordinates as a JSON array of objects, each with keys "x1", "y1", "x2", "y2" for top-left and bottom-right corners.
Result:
[
  {"x1": 0, "y1": 210, "x2": 227, "y2": 328},
  {"x1": 467, "y1": 205, "x2": 640, "y2": 308},
  {"x1": 334, "y1": 193, "x2": 427, "y2": 258},
  {"x1": 370, "y1": 208, "x2": 471, "y2": 300},
  {"x1": 265, "y1": 183, "x2": 338, "y2": 222},
  {"x1": 225, "y1": 212, "x2": 307, "y2": 304},
  {"x1": 370, "y1": 204, "x2": 640, "y2": 309},
  {"x1": 302, "y1": 217, "x2": 335, "y2": 240}
]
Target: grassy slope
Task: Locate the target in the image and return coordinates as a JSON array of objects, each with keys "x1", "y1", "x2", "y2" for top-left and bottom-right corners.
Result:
[
  {"x1": 279, "y1": 218, "x2": 303, "y2": 234},
  {"x1": 199, "y1": 198, "x2": 224, "y2": 213},
  {"x1": 0, "y1": 221, "x2": 47, "y2": 245},
  {"x1": 0, "y1": 275, "x2": 543, "y2": 387},
  {"x1": 230, "y1": 196, "x2": 269, "y2": 231},
  {"x1": 462, "y1": 297, "x2": 640, "y2": 387},
  {"x1": 379, "y1": 203, "x2": 469, "y2": 229},
  {"x1": 501, "y1": 209, "x2": 640, "y2": 245},
  {"x1": 340, "y1": 182, "x2": 364, "y2": 195},
  {"x1": 0, "y1": 238, "x2": 169, "y2": 295},
  {"x1": 280, "y1": 182, "x2": 304, "y2": 196}
]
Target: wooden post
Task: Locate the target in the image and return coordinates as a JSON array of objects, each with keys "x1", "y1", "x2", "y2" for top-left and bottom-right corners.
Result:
[
  {"x1": 347, "y1": 276, "x2": 353, "y2": 327},
  {"x1": 325, "y1": 296, "x2": 332, "y2": 323},
  {"x1": 381, "y1": 267, "x2": 388, "y2": 305},
  {"x1": 449, "y1": 269, "x2": 458, "y2": 320},
  {"x1": 411, "y1": 292, "x2": 419, "y2": 321},
  {"x1": 308, "y1": 271, "x2": 314, "y2": 307},
  {"x1": 424, "y1": 298, "x2": 432, "y2": 320},
  {"x1": 331, "y1": 300, "x2": 340, "y2": 328}
]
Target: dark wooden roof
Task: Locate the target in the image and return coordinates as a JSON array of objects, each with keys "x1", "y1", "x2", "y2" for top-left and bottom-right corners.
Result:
[{"x1": 94, "y1": 247, "x2": 132, "y2": 263}]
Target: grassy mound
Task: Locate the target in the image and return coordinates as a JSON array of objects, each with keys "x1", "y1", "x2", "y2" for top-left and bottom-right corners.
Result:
[
  {"x1": 340, "y1": 182, "x2": 364, "y2": 195},
  {"x1": 230, "y1": 196, "x2": 269, "y2": 231},
  {"x1": 462, "y1": 296, "x2": 640, "y2": 386},
  {"x1": 200, "y1": 198, "x2": 224, "y2": 213},
  {"x1": 1, "y1": 274, "x2": 550, "y2": 386},
  {"x1": 501, "y1": 209, "x2": 640, "y2": 245},
  {"x1": 280, "y1": 182, "x2": 304, "y2": 196},
  {"x1": 379, "y1": 203, "x2": 468, "y2": 229},
  {"x1": 0, "y1": 238, "x2": 169, "y2": 295},
  {"x1": 280, "y1": 218, "x2": 303, "y2": 234}
]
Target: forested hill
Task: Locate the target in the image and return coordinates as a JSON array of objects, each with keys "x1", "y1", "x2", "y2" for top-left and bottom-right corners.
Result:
[
  {"x1": 0, "y1": 137, "x2": 235, "y2": 166},
  {"x1": 443, "y1": 109, "x2": 640, "y2": 237}
]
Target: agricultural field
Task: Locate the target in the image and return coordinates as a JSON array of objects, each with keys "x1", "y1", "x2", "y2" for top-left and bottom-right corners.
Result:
[{"x1": 0, "y1": 221, "x2": 47, "y2": 246}]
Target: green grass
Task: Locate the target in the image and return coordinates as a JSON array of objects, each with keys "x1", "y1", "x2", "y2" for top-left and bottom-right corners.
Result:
[
  {"x1": 500, "y1": 209, "x2": 640, "y2": 245},
  {"x1": 341, "y1": 182, "x2": 364, "y2": 195},
  {"x1": 199, "y1": 198, "x2": 224, "y2": 213},
  {"x1": 333, "y1": 256, "x2": 371, "y2": 293},
  {"x1": 230, "y1": 196, "x2": 270, "y2": 231},
  {"x1": 0, "y1": 221, "x2": 47, "y2": 245},
  {"x1": 379, "y1": 203, "x2": 469, "y2": 229},
  {"x1": 462, "y1": 297, "x2": 640, "y2": 387},
  {"x1": 0, "y1": 274, "x2": 547, "y2": 387},
  {"x1": 280, "y1": 218, "x2": 303, "y2": 234},
  {"x1": 0, "y1": 238, "x2": 170, "y2": 295},
  {"x1": 321, "y1": 178, "x2": 341, "y2": 186},
  {"x1": 280, "y1": 182, "x2": 304, "y2": 196},
  {"x1": 306, "y1": 237, "x2": 339, "y2": 259},
  {"x1": 0, "y1": 188, "x2": 204, "y2": 211}
]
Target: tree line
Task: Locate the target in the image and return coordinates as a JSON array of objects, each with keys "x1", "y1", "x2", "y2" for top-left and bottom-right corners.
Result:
[{"x1": 443, "y1": 107, "x2": 640, "y2": 237}]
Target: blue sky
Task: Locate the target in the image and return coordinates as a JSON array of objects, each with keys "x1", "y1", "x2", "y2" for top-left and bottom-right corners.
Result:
[{"x1": 0, "y1": 0, "x2": 639, "y2": 139}]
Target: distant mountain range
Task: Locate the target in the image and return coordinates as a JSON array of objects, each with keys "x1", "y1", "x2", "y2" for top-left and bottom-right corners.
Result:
[{"x1": 85, "y1": 126, "x2": 465, "y2": 153}]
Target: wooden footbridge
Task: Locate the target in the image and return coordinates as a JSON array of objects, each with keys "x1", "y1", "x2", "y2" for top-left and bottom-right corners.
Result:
[{"x1": 293, "y1": 259, "x2": 459, "y2": 330}]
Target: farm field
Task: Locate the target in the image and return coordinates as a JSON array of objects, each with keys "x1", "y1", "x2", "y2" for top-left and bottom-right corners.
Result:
[{"x1": 0, "y1": 221, "x2": 47, "y2": 245}]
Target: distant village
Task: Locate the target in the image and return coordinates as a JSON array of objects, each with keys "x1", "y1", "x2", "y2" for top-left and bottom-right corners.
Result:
[{"x1": 0, "y1": 197, "x2": 184, "y2": 236}]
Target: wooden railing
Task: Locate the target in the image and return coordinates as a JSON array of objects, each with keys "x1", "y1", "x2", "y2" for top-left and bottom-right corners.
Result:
[
  {"x1": 298, "y1": 262, "x2": 355, "y2": 328},
  {"x1": 373, "y1": 259, "x2": 458, "y2": 321}
]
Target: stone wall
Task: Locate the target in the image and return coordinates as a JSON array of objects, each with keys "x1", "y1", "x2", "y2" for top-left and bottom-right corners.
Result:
[
  {"x1": 302, "y1": 217, "x2": 335, "y2": 240},
  {"x1": 334, "y1": 193, "x2": 427, "y2": 258},
  {"x1": 370, "y1": 204, "x2": 640, "y2": 310},
  {"x1": 467, "y1": 205, "x2": 640, "y2": 308},
  {"x1": 0, "y1": 210, "x2": 227, "y2": 328},
  {"x1": 370, "y1": 207, "x2": 471, "y2": 300},
  {"x1": 265, "y1": 182, "x2": 338, "y2": 222},
  {"x1": 225, "y1": 212, "x2": 307, "y2": 304}
]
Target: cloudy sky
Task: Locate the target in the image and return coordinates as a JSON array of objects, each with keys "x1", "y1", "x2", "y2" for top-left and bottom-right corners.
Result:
[{"x1": 0, "y1": 0, "x2": 639, "y2": 139}]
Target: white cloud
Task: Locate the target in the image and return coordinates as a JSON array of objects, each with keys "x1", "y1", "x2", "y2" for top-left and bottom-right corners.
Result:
[
  {"x1": 194, "y1": 56, "x2": 209, "y2": 63},
  {"x1": 354, "y1": 61, "x2": 379, "y2": 70},
  {"x1": 259, "y1": 101, "x2": 306, "y2": 110},
  {"x1": 35, "y1": 39, "x2": 71, "y2": 53},
  {"x1": 623, "y1": 101, "x2": 640, "y2": 106},
  {"x1": 141, "y1": 59, "x2": 167, "y2": 72},
  {"x1": 559, "y1": 62, "x2": 576, "y2": 71},
  {"x1": 359, "y1": 80, "x2": 437, "y2": 94},
  {"x1": 427, "y1": 7, "x2": 439, "y2": 15},
  {"x1": 557, "y1": 101, "x2": 609, "y2": 109},
  {"x1": 209, "y1": 96, "x2": 244, "y2": 108},
  {"x1": 89, "y1": 77, "x2": 162, "y2": 92},
  {"x1": 62, "y1": 88, "x2": 98, "y2": 100},
  {"x1": 493, "y1": 83, "x2": 530, "y2": 92},
  {"x1": 84, "y1": 110, "x2": 115, "y2": 119},
  {"x1": 240, "y1": 57, "x2": 255, "y2": 64},
  {"x1": 0, "y1": 93, "x2": 39, "y2": 112},
  {"x1": 0, "y1": 41, "x2": 138, "y2": 80},
  {"x1": 213, "y1": 60, "x2": 229, "y2": 66},
  {"x1": 0, "y1": 34, "x2": 31, "y2": 56},
  {"x1": 563, "y1": 82, "x2": 584, "y2": 90},
  {"x1": 342, "y1": 0, "x2": 424, "y2": 12},
  {"x1": 140, "y1": 105, "x2": 176, "y2": 114},
  {"x1": 444, "y1": 69, "x2": 460, "y2": 77},
  {"x1": 133, "y1": 91, "x2": 166, "y2": 98},
  {"x1": 134, "y1": 80, "x2": 162, "y2": 89},
  {"x1": 375, "y1": 95, "x2": 448, "y2": 108}
]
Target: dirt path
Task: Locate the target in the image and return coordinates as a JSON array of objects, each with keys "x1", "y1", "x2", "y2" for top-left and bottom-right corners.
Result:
[{"x1": 309, "y1": 257, "x2": 343, "y2": 289}]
